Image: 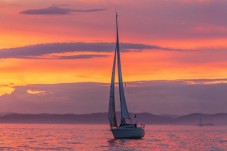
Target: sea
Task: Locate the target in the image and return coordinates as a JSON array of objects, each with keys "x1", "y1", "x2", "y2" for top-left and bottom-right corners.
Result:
[{"x1": 0, "y1": 124, "x2": 226, "y2": 151}]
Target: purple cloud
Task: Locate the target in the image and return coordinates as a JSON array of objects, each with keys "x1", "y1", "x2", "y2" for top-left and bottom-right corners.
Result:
[
  {"x1": 1, "y1": 79, "x2": 227, "y2": 114},
  {"x1": 57, "y1": 54, "x2": 108, "y2": 59},
  {"x1": 0, "y1": 42, "x2": 163, "y2": 59},
  {"x1": 20, "y1": 6, "x2": 107, "y2": 15}
]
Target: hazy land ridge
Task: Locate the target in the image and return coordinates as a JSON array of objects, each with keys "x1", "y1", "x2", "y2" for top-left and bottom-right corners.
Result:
[{"x1": 0, "y1": 113, "x2": 227, "y2": 125}]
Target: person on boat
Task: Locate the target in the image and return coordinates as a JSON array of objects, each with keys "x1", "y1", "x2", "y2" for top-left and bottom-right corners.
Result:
[
  {"x1": 120, "y1": 119, "x2": 127, "y2": 126},
  {"x1": 120, "y1": 118, "x2": 137, "y2": 128}
]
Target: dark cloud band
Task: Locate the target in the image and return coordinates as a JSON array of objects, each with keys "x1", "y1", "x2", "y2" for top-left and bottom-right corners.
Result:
[
  {"x1": 20, "y1": 7, "x2": 107, "y2": 15},
  {"x1": 1, "y1": 79, "x2": 227, "y2": 114},
  {"x1": 0, "y1": 42, "x2": 162, "y2": 59}
]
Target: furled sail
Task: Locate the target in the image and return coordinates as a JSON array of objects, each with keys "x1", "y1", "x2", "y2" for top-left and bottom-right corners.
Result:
[
  {"x1": 115, "y1": 13, "x2": 131, "y2": 121},
  {"x1": 108, "y1": 47, "x2": 118, "y2": 127}
]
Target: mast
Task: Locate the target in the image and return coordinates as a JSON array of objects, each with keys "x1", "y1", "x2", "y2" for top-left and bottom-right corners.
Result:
[{"x1": 115, "y1": 13, "x2": 131, "y2": 124}]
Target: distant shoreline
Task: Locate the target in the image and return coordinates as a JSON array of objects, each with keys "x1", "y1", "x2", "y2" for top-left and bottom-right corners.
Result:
[{"x1": 0, "y1": 112, "x2": 226, "y2": 125}]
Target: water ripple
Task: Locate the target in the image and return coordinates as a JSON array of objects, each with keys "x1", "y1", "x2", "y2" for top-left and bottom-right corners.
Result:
[{"x1": 0, "y1": 124, "x2": 227, "y2": 150}]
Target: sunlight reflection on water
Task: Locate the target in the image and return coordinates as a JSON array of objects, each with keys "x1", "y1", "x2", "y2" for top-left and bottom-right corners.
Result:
[{"x1": 0, "y1": 124, "x2": 226, "y2": 150}]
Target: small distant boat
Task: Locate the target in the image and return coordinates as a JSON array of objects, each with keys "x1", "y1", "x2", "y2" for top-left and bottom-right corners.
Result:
[
  {"x1": 108, "y1": 13, "x2": 145, "y2": 139},
  {"x1": 199, "y1": 116, "x2": 203, "y2": 127},
  {"x1": 198, "y1": 115, "x2": 214, "y2": 126}
]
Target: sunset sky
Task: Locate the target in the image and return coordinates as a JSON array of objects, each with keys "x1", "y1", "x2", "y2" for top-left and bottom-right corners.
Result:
[{"x1": 1, "y1": 0, "x2": 227, "y2": 114}]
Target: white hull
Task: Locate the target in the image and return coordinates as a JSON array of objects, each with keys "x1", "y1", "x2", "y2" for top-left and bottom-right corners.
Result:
[{"x1": 111, "y1": 125, "x2": 145, "y2": 139}]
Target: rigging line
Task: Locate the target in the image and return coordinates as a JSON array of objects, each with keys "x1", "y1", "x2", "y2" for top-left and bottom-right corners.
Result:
[
  {"x1": 124, "y1": 83, "x2": 131, "y2": 110},
  {"x1": 124, "y1": 82, "x2": 135, "y2": 123}
]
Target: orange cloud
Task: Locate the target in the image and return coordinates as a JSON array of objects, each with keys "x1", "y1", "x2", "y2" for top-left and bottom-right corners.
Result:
[{"x1": 27, "y1": 89, "x2": 47, "y2": 95}]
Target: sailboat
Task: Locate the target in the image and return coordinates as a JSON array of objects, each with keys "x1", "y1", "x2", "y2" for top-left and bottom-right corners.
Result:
[
  {"x1": 108, "y1": 13, "x2": 145, "y2": 139},
  {"x1": 199, "y1": 116, "x2": 203, "y2": 127}
]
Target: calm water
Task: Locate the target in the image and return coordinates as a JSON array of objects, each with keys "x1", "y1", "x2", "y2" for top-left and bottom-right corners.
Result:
[{"x1": 0, "y1": 124, "x2": 227, "y2": 151}]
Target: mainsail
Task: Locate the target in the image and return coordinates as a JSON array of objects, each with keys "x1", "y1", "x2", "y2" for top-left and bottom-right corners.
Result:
[
  {"x1": 108, "y1": 13, "x2": 131, "y2": 128},
  {"x1": 115, "y1": 13, "x2": 131, "y2": 121},
  {"x1": 108, "y1": 47, "x2": 117, "y2": 127}
]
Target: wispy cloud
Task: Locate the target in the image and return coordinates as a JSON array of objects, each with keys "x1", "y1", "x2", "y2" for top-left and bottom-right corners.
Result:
[
  {"x1": 20, "y1": 6, "x2": 107, "y2": 15},
  {"x1": 0, "y1": 42, "x2": 163, "y2": 59},
  {"x1": 27, "y1": 89, "x2": 48, "y2": 95},
  {"x1": 57, "y1": 54, "x2": 108, "y2": 59},
  {"x1": 183, "y1": 78, "x2": 227, "y2": 84}
]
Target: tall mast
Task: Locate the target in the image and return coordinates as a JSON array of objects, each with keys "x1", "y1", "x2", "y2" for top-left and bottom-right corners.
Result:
[{"x1": 115, "y1": 13, "x2": 131, "y2": 123}]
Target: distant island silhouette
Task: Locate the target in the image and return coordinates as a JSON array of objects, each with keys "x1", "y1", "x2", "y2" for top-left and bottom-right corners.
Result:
[{"x1": 0, "y1": 113, "x2": 226, "y2": 125}]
